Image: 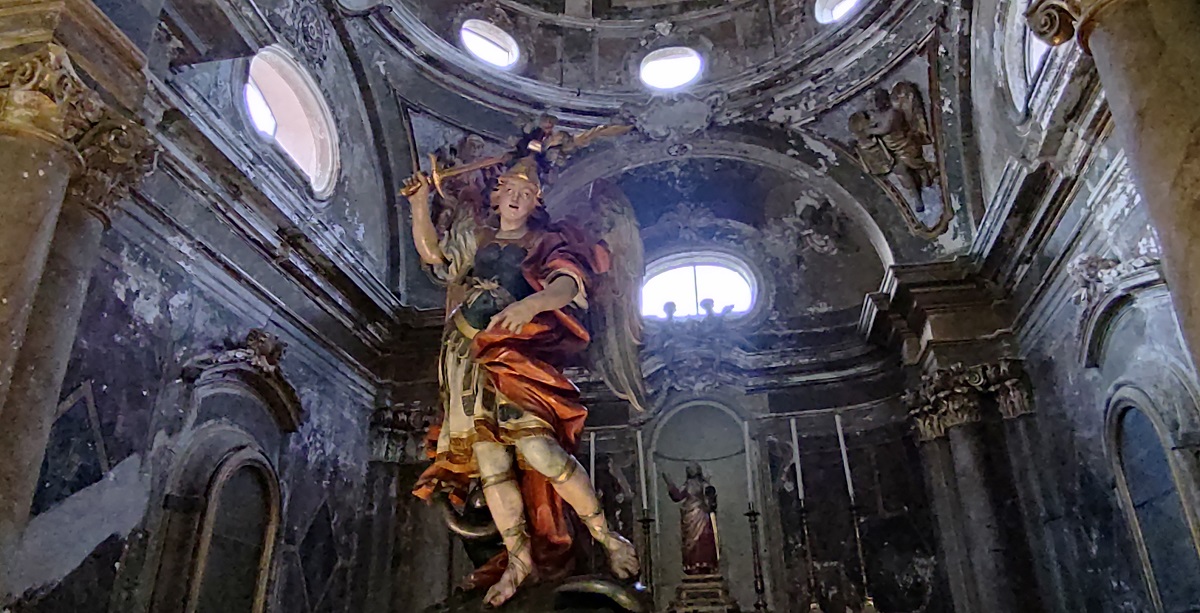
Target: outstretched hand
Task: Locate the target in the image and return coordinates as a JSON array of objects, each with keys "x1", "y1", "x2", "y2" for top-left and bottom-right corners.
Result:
[
  {"x1": 400, "y1": 172, "x2": 432, "y2": 203},
  {"x1": 489, "y1": 299, "x2": 540, "y2": 333}
]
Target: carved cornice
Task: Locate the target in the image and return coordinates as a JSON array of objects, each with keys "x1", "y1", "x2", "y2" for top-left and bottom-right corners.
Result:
[
  {"x1": 183, "y1": 329, "x2": 305, "y2": 432},
  {"x1": 1026, "y1": 0, "x2": 1132, "y2": 54},
  {"x1": 370, "y1": 400, "x2": 437, "y2": 464},
  {"x1": 859, "y1": 260, "x2": 1010, "y2": 366},
  {"x1": 904, "y1": 359, "x2": 1032, "y2": 440}
]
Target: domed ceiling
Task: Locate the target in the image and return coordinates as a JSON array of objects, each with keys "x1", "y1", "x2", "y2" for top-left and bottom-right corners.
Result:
[{"x1": 352, "y1": 0, "x2": 943, "y2": 126}]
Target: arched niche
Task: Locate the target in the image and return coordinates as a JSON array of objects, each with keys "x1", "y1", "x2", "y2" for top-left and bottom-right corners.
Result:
[
  {"x1": 1105, "y1": 385, "x2": 1200, "y2": 612},
  {"x1": 148, "y1": 425, "x2": 282, "y2": 613},
  {"x1": 648, "y1": 399, "x2": 760, "y2": 610}
]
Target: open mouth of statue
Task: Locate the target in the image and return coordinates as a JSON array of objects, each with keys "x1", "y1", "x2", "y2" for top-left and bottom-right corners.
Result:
[{"x1": 506, "y1": 203, "x2": 520, "y2": 212}]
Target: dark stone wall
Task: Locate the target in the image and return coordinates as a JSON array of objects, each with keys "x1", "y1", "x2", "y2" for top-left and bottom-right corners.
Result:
[
  {"x1": 1004, "y1": 138, "x2": 1191, "y2": 612},
  {"x1": 6, "y1": 223, "x2": 373, "y2": 612}
]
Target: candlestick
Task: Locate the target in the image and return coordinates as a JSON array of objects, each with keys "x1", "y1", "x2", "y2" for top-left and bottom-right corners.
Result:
[
  {"x1": 746, "y1": 504, "x2": 771, "y2": 612},
  {"x1": 834, "y1": 412, "x2": 873, "y2": 609},
  {"x1": 743, "y1": 420, "x2": 755, "y2": 504},
  {"x1": 789, "y1": 417, "x2": 805, "y2": 502},
  {"x1": 589, "y1": 431, "x2": 597, "y2": 487},
  {"x1": 636, "y1": 429, "x2": 649, "y2": 510},
  {"x1": 834, "y1": 413, "x2": 855, "y2": 505}
]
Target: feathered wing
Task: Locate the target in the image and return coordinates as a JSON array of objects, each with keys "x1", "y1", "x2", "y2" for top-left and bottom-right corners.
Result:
[
  {"x1": 891, "y1": 81, "x2": 931, "y2": 145},
  {"x1": 583, "y1": 179, "x2": 649, "y2": 413}
]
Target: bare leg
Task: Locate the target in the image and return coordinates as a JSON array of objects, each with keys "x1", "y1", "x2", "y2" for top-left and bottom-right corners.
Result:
[
  {"x1": 474, "y1": 441, "x2": 534, "y2": 607},
  {"x1": 516, "y1": 436, "x2": 640, "y2": 579}
]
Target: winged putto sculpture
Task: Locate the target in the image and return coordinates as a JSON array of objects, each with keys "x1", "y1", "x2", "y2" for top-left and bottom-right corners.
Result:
[
  {"x1": 401, "y1": 116, "x2": 645, "y2": 608},
  {"x1": 848, "y1": 81, "x2": 937, "y2": 212}
]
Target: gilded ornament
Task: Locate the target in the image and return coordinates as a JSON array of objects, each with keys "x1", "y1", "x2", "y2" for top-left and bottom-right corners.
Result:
[{"x1": 0, "y1": 44, "x2": 104, "y2": 144}]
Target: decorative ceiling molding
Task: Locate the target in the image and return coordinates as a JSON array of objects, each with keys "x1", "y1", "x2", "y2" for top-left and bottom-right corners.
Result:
[{"x1": 365, "y1": 0, "x2": 941, "y2": 127}]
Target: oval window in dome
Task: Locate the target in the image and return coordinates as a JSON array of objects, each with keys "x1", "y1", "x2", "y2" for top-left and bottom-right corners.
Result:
[
  {"x1": 245, "y1": 46, "x2": 340, "y2": 199},
  {"x1": 639, "y1": 47, "x2": 703, "y2": 91},
  {"x1": 460, "y1": 19, "x2": 520, "y2": 68},
  {"x1": 815, "y1": 0, "x2": 862, "y2": 23},
  {"x1": 641, "y1": 255, "x2": 755, "y2": 319}
]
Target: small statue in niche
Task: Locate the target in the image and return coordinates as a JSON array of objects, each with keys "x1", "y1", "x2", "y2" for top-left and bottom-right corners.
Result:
[
  {"x1": 662, "y1": 464, "x2": 721, "y2": 575},
  {"x1": 848, "y1": 82, "x2": 937, "y2": 212}
]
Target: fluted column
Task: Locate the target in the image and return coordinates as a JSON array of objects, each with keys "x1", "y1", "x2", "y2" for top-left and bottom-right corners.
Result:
[
  {"x1": 908, "y1": 395, "x2": 981, "y2": 613},
  {"x1": 1028, "y1": 0, "x2": 1200, "y2": 370}
]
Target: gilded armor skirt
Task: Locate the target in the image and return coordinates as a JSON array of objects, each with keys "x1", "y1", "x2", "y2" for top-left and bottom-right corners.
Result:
[{"x1": 432, "y1": 311, "x2": 556, "y2": 476}]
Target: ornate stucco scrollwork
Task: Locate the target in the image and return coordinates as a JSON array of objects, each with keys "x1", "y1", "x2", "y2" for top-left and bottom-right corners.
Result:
[
  {"x1": 904, "y1": 363, "x2": 996, "y2": 441},
  {"x1": 983, "y1": 358, "x2": 1034, "y2": 420},
  {"x1": 1026, "y1": 0, "x2": 1130, "y2": 53},
  {"x1": 68, "y1": 116, "x2": 159, "y2": 227},
  {"x1": 0, "y1": 44, "x2": 105, "y2": 144},
  {"x1": 183, "y1": 329, "x2": 305, "y2": 432},
  {"x1": 0, "y1": 43, "x2": 159, "y2": 224},
  {"x1": 1025, "y1": 0, "x2": 1082, "y2": 47}
]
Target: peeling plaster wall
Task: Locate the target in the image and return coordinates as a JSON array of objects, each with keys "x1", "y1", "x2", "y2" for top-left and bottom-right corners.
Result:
[
  {"x1": 1004, "y1": 138, "x2": 1193, "y2": 612},
  {"x1": 5, "y1": 218, "x2": 374, "y2": 612},
  {"x1": 163, "y1": 0, "x2": 396, "y2": 289}
]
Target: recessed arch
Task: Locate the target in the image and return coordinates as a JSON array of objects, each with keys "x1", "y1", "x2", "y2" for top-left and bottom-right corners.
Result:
[
  {"x1": 1105, "y1": 385, "x2": 1200, "y2": 612},
  {"x1": 149, "y1": 425, "x2": 282, "y2": 613},
  {"x1": 545, "y1": 135, "x2": 903, "y2": 268}
]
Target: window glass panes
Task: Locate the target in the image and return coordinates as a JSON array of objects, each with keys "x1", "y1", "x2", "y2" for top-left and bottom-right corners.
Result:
[
  {"x1": 642, "y1": 263, "x2": 753, "y2": 319},
  {"x1": 1118, "y1": 408, "x2": 1200, "y2": 610}
]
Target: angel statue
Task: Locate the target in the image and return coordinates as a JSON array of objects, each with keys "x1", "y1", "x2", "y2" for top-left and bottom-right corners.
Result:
[
  {"x1": 848, "y1": 82, "x2": 937, "y2": 212},
  {"x1": 402, "y1": 122, "x2": 646, "y2": 607}
]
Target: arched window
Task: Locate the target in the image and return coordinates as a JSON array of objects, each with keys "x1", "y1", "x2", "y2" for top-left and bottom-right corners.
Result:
[
  {"x1": 1024, "y1": 30, "x2": 1051, "y2": 85},
  {"x1": 1114, "y1": 405, "x2": 1200, "y2": 610},
  {"x1": 641, "y1": 252, "x2": 756, "y2": 319},
  {"x1": 459, "y1": 19, "x2": 520, "y2": 68},
  {"x1": 244, "y1": 46, "x2": 339, "y2": 199},
  {"x1": 815, "y1": 0, "x2": 863, "y2": 24},
  {"x1": 640, "y1": 47, "x2": 703, "y2": 90},
  {"x1": 190, "y1": 455, "x2": 279, "y2": 613}
]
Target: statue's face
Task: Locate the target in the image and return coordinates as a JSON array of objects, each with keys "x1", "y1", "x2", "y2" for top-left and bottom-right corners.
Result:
[{"x1": 493, "y1": 177, "x2": 539, "y2": 225}]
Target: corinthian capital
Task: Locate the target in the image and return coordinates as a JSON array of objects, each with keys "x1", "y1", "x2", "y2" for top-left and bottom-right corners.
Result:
[
  {"x1": 905, "y1": 363, "x2": 989, "y2": 440},
  {"x1": 68, "y1": 115, "x2": 158, "y2": 226},
  {"x1": 1026, "y1": 0, "x2": 1127, "y2": 53},
  {"x1": 0, "y1": 44, "x2": 104, "y2": 143},
  {"x1": 984, "y1": 358, "x2": 1035, "y2": 419}
]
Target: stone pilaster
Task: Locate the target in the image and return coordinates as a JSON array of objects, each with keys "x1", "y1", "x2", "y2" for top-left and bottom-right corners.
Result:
[
  {"x1": 907, "y1": 384, "x2": 981, "y2": 613},
  {"x1": 986, "y1": 359, "x2": 1078, "y2": 613},
  {"x1": 907, "y1": 363, "x2": 1017, "y2": 613},
  {"x1": 1028, "y1": 0, "x2": 1200, "y2": 372}
]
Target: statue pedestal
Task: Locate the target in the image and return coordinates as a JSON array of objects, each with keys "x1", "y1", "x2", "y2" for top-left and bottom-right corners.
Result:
[{"x1": 667, "y1": 574, "x2": 740, "y2": 613}]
